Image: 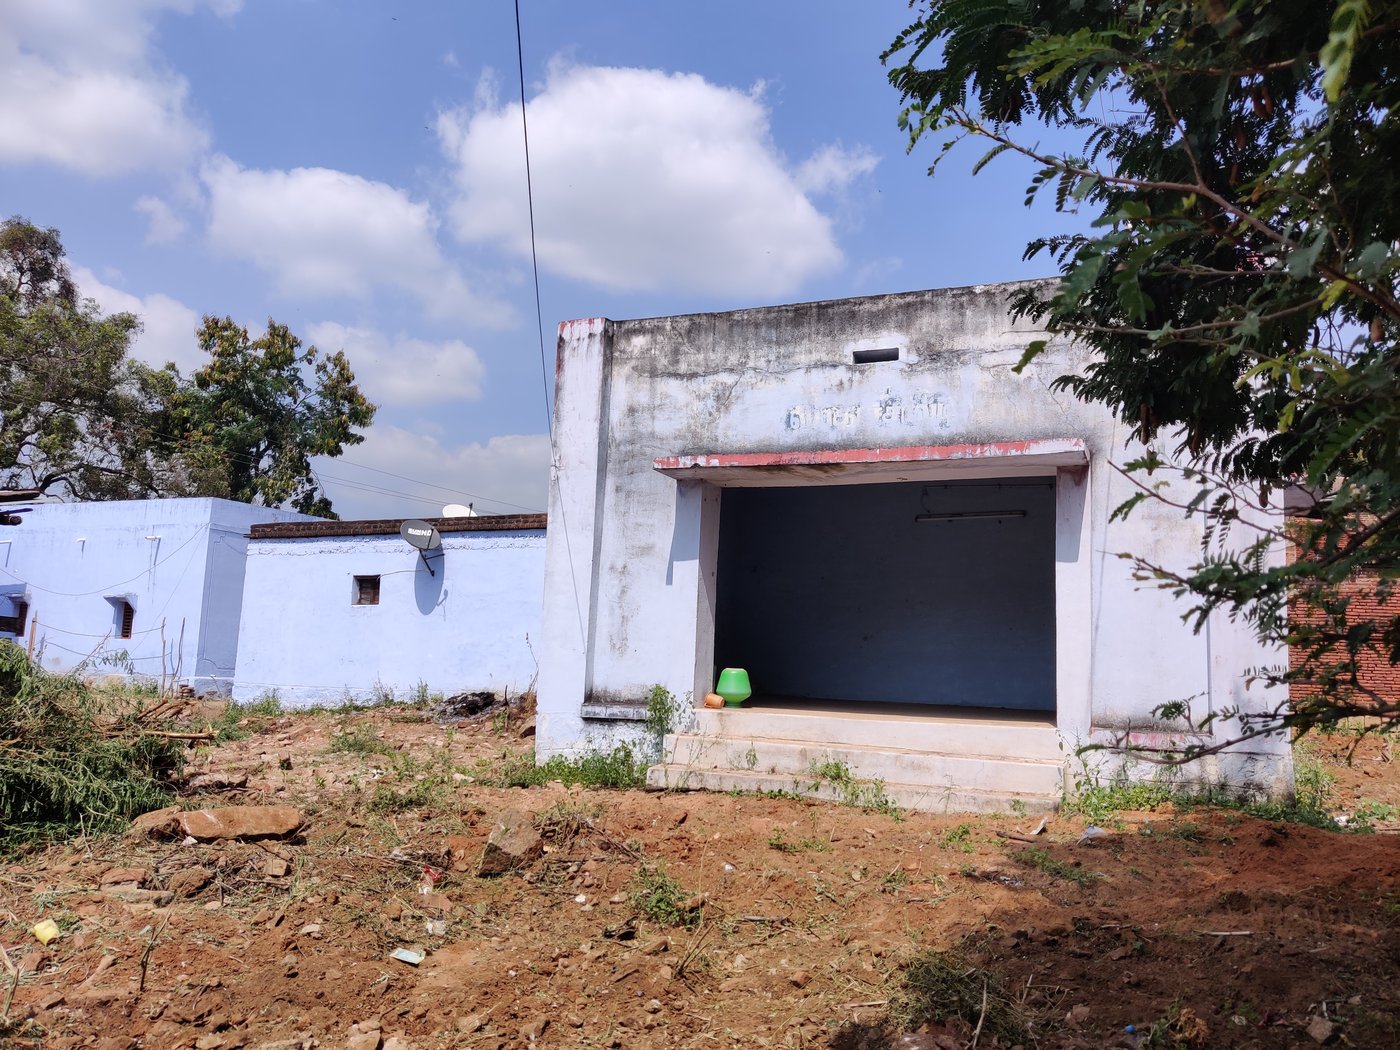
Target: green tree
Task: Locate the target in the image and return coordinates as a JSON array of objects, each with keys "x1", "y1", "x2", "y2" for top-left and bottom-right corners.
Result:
[
  {"x1": 0, "y1": 217, "x2": 173, "y2": 499},
  {"x1": 886, "y1": 1, "x2": 1400, "y2": 751},
  {"x1": 0, "y1": 216, "x2": 377, "y2": 517},
  {"x1": 168, "y1": 316, "x2": 377, "y2": 518}
]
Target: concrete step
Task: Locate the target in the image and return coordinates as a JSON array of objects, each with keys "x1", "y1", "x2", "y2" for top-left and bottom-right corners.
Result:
[
  {"x1": 681, "y1": 705, "x2": 1061, "y2": 761},
  {"x1": 663, "y1": 733, "x2": 1063, "y2": 795},
  {"x1": 645, "y1": 765, "x2": 1060, "y2": 816}
]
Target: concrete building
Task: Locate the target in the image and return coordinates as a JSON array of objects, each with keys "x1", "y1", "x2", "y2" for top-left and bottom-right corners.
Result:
[
  {"x1": 535, "y1": 282, "x2": 1293, "y2": 811},
  {"x1": 233, "y1": 514, "x2": 546, "y2": 707},
  {"x1": 0, "y1": 498, "x2": 314, "y2": 693}
]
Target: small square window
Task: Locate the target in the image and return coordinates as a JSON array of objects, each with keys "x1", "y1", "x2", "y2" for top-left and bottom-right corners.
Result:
[
  {"x1": 0, "y1": 599, "x2": 26, "y2": 637},
  {"x1": 353, "y1": 575, "x2": 381, "y2": 606}
]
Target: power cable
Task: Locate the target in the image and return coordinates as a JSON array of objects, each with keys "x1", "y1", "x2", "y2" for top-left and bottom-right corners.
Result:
[
  {"x1": 514, "y1": 0, "x2": 555, "y2": 442},
  {"x1": 0, "y1": 524, "x2": 209, "y2": 597},
  {"x1": 514, "y1": 0, "x2": 585, "y2": 644},
  {"x1": 327, "y1": 458, "x2": 541, "y2": 512}
]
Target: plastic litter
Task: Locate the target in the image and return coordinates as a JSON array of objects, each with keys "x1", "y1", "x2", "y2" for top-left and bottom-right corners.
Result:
[
  {"x1": 390, "y1": 948, "x2": 424, "y2": 966},
  {"x1": 31, "y1": 919, "x2": 60, "y2": 945},
  {"x1": 1077, "y1": 825, "x2": 1110, "y2": 845}
]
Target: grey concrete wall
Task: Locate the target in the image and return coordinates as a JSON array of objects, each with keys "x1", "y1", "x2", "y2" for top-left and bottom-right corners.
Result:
[{"x1": 715, "y1": 479, "x2": 1055, "y2": 708}]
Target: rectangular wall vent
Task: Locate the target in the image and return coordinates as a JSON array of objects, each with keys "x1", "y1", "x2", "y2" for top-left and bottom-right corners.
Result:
[{"x1": 852, "y1": 347, "x2": 900, "y2": 364}]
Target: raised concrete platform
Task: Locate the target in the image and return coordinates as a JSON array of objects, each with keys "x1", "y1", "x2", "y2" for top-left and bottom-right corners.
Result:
[{"x1": 646, "y1": 699, "x2": 1064, "y2": 815}]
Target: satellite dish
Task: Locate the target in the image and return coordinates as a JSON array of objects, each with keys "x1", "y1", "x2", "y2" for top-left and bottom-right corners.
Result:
[
  {"x1": 400, "y1": 519, "x2": 443, "y2": 577},
  {"x1": 400, "y1": 519, "x2": 442, "y2": 551},
  {"x1": 441, "y1": 503, "x2": 477, "y2": 518}
]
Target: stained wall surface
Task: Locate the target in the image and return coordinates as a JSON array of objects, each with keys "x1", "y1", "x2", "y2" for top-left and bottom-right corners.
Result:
[
  {"x1": 536, "y1": 282, "x2": 1294, "y2": 795},
  {"x1": 233, "y1": 521, "x2": 546, "y2": 707}
]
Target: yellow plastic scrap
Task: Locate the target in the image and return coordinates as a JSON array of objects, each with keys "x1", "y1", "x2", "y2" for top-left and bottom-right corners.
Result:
[{"x1": 31, "y1": 918, "x2": 60, "y2": 945}]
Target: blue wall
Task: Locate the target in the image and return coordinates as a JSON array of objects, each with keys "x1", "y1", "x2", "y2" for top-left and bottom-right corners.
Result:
[
  {"x1": 714, "y1": 479, "x2": 1057, "y2": 709},
  {"x1": 234, "y1": 526, "x2": 546, "y2": 707},
  {"x1": 0, "y1": 499, "x2": 314, "y2": 692}
]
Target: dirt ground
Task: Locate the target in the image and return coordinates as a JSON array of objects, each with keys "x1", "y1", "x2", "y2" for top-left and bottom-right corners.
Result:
[{"x1": 3, "y1": 704, "x2": 1400, "y2": 1049}]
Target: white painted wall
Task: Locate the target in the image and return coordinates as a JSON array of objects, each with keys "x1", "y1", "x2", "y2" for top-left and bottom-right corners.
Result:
[
  {"x1": 234, "y1": 527, "x2": 546, "y2": 707},
  {"x1": 0, "y1": 498, "x2": 313, "y2": 692},
  {"x1": 536, "y1": 282, "x2": 1292, "y2": 797}
]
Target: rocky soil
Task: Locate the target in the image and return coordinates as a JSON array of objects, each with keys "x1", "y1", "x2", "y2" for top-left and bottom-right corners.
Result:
[{"x1": 2, "y1": 705, "x2": 1399, "y2": 1048}]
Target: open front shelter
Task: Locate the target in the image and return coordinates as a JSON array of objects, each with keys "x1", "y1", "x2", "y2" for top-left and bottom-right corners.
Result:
[{"x1": 535, "y1": 282, "x2": 1293, "y2": 810}]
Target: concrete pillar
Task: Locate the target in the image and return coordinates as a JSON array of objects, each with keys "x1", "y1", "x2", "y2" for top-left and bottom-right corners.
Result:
[{"x1": 536, "y1": 318, "x2": 611, "y2": 756}]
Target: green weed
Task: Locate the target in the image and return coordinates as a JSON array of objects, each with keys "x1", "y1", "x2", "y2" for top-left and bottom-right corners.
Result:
[
  {"x1": 890, "y1": 949, "x2": 1032, "y2": 1045},
  {"x1": 1014, "y1": 846, "x2": 1102, "y2": 887},
  {"x1": 209, "y1": 692, "x2": 282, "y2": 742},
  {"x1": 1352, "y1": 798, "x2": 1400, "y2": 827},
  {"x1": 880, "y1": 867, "x2": 910, "y2": 894},
  {"x1": 475, "y1": 744, "x2": 648, "y2": 790},
  {"x1": 629, "y1": 862, "x2": 702, "y2": 928},
  {"x1": 768, "y1": 828, "x2": 831, "y2": 854},
  {"x1": 808, "y1": 758, "x2": 902, "y2": 819},
  {"x1": 329, "y1": 722, "x2": 392, "y2": 756},
  {"x1": 938, "y1": 823, "x2": 978, "y2": 853}
]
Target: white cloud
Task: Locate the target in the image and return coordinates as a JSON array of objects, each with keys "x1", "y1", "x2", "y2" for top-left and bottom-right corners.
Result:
[
  {"x1": 317, "y1": 425, "x2": 550, "y2": 520},
  {"x1": 437, "y1": 63, "x2": 874, "y2": 299},
  {"x1": 306, "y1": 322, "x2": 486, "y2": 408},
  {"x1": 202, "y1": 156, "x2": 511, "y2": 326},
  {"x1": 134, "y1": 195, "x2": 187, "y2": 244},
  {"x1": 74, "y1": 266, "x2": 204, "y2": 373},
  {"x1": 795, "y1": 144, "x2": 879, "y2": 197},
  {"x1": 0, "y1": 1, "x2": 234, "y2": 175}
]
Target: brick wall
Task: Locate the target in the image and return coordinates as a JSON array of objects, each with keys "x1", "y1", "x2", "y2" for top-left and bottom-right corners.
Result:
[{"x1": 1288, "y1": 540, "x2": 1400, "y2": 705}]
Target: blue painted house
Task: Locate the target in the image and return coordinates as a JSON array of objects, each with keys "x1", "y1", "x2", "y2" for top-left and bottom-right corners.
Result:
[
  {"x1": 233, "y1": 514, "x2": 547, "y2": 707},
  {"x1": 0, "y1": 498, "x2": 315, "y2": 693}
]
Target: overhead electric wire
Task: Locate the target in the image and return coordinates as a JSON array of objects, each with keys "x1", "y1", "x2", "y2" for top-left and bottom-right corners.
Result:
[
  {"x1": 5, "y1": 400, "x2": 541, "y2": 515},
  {"x1": 328, "y1": 457, "x2": 541, "y2": 512},
  {"x1": 0, "y1": 524, "x2": 209, "y2": 596},
  {"x1": 514, "y1": 0, "x2": 585, "y2": 643},
  {"x1": 515, "y1": 0, "x2": 555, "y2": 442}
]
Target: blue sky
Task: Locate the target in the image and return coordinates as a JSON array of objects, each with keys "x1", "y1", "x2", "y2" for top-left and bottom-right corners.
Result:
[{"x1": 0, "y1": 1, "x2": 1075, "y2": 519}]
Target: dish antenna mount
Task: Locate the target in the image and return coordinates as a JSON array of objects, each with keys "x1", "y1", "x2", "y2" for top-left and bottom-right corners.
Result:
[{"x1": 400, "y1": 519, "x2": 443, "y2": 576}]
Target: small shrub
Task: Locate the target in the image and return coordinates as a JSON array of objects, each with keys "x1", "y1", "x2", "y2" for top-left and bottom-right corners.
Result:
[
  {"x1": 409, "y1": 679, "x2": 442, "y2": 707},
  {"x1": 891, "y1": 949, "x2": 1031, "y2": 1045},
  {"x1": 643, "y1": 684, "x2": 680, "y2": 759},
  {"x1": 329, "y1": 722, "x2": 392, "y2": 756},
  {"x1": 938, "y1": 823, "x2": 977, "y2": 853},
  {"x1": 809, "y1": 757, "x2": 902, "y2": 818},
  {"x1": 210, "y1": 692, "x2": 282, "y2": 743},
  {"x1": 629, "y1": 862, "x2": 702, "y2": 927},
  {"x1": 0, "y1": 642, "x2": 183, "y2": 848}
]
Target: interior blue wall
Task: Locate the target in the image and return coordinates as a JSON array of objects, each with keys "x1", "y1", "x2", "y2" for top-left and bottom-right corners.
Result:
[{"x1": 714, "y1": 478, "x2": 1056, "y2": 709}]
